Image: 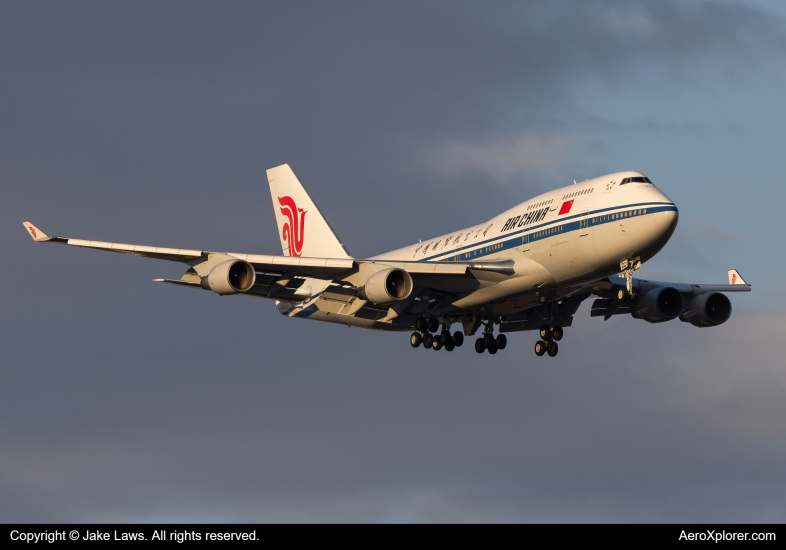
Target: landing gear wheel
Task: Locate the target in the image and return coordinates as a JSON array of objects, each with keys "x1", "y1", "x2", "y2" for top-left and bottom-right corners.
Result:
[
  {"x1": 487, "y1": 340, "x2": 498, "y2": 354},
  {"x1": 441, "y1": 332, "x2": 453, "y2": 348},
  {"x1": 444, "y1": 341, "x2": 455, "y2": 352},
  {"x1": 432, "y1": 335, "x2": 443, "y2": 350},
  {"x1": 422, "y1": 333, "x2": 434, "y2": 349},
  {"x1": 496, "y1": 334, "x2": 507, "y2": 350},
  {"x1": 475, "y1": 338, "x2": 486, "y2": 354},
  {"x1": 628, "y1": 289, "x2": 638, "y2": 303},
  {"x1": 617, "y1": 287, "x2": 629, "y2": 302},
  {"x1": 547, "y1": 341, "x2": 559, "y2": 357},
  {"x1": 452, "y1": 331, "x2": 464, "y2": 347},
  {"x1": 552, "y1": 325, "x2": 563, "y2": 341},
  {"x1": 535, "y1": 340, "x2": 547, "y2": 356},
  {"x1": 484, "y1": 333, "x2": 494, "y2": 348},
  {"x1": 428, "y1": 317, "x2": 439, "y2": 333},
  {"x1": 539, "y1": 325, "x2": 552, "y2": 341},
  {"x1": 415, "y1": 316, "x2": 428, "y2": 333},
  {"x1": 410, "y1": 332, "x2": 423, "y2": 348}
]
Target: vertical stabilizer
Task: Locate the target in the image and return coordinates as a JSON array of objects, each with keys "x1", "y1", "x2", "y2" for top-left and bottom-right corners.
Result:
[{"x1": 266, "y1": 164, "x2": 351, "y2": 259}]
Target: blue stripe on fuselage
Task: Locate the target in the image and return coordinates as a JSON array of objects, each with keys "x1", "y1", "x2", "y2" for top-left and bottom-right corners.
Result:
[{"x1": 421, "y1": 202, "x2": 676, "y2": 262}]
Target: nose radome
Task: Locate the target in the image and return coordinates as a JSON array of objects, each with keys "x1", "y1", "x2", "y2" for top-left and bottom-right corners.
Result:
[
  {"x1": 651, "y1": 208, "x2": 679, "y2": 250},
  {"x1": 653, "y1": 207, "x2": 679, "y2": 231}
]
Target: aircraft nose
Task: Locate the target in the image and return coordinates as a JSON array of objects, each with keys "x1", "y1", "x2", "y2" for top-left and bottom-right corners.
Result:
[{"x1": 653, "y1": 206, "x2": 679, "y2": 234}]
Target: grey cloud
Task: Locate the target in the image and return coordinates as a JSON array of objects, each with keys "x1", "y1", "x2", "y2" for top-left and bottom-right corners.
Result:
[{"x1": 2, "y1": 1, "x2": 784, "y2": 522}]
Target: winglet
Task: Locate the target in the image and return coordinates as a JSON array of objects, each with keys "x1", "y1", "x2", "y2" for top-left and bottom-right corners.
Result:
[
  {"x1": 22, "y1": 221, "x2": 52, "y2": 242},
  {"x1": 728, "y1": 269, "x2": 747, "y2": 285}
]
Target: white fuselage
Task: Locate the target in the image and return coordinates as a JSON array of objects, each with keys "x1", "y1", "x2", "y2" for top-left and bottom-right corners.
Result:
[
  {"x1": 282, "y1": 171, "x2": 678, "y2": 329},
  {"x1": 374, "y1": 171, "x2": 678, "y2": 303}
]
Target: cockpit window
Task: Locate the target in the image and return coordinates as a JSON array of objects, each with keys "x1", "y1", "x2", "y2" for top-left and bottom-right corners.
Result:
[{"x1": 620, "y1": 176, "x2": 652, "y2": 185}]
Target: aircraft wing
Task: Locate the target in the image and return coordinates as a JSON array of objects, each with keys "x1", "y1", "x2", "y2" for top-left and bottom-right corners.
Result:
[
  {"x1": 591, "y1": 271, "x2": 751, "y2": 295},
  {"x1": 23, "y1": 221, "x2": 512, "y2": 282},
  {"x1": 589, "y1": 271, "x2": 750, "y2": 321}
]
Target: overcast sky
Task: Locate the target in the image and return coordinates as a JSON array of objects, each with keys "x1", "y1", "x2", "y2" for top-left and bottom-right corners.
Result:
[{"x1": 3, "y1": 0, "x2": 786, "y2": 522}]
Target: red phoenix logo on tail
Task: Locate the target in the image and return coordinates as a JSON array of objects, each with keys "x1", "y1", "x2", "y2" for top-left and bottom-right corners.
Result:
[
  {"x1": 278, "y1": 196, "x2": 307, "y2": 257},
  {"x1": 29, "y1": 226, "x2": 37, "y2": 238},
  {"x1": 731, "y1": 273, "x2": 737, "y2": 284}
]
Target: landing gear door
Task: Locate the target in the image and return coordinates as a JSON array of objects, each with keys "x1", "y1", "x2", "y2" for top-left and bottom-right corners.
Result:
[{"x1": 580, "y1": 209, "x2": 589, "y2": 236}]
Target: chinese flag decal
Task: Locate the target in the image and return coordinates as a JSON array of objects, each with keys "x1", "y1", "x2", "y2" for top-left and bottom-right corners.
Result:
[{"x1": 558, "y1": 200, "x2": 574, "y2": 215}]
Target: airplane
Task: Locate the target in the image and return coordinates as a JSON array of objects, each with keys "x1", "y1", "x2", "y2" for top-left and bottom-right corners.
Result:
[{"x1": 23, "y1": 164, "x2": 750, "y2": 357}]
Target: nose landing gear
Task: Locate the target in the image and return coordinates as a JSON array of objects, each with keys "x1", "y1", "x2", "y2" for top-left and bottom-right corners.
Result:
[{"x1": 619, "y1": 258, "x2": 642, "y2": 303}]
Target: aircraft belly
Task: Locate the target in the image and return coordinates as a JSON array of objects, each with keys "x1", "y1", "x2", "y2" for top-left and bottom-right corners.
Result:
[
  {"x1": 450, "y1": 270, "x2": 550, "y2": 309},
  {"x1": 538, "y1": 240, "x2": 577, "y2": 283}
]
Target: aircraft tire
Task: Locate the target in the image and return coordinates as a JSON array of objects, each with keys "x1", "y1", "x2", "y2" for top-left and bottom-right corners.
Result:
[
  {"x1": 539, "y1": 325, "x2": 552, "y2": 341},
  {"x1": 487, "y1": 340, "x2": 498, "y2": 354},
  {"x1": 432, "y1": 335, "x2": 443, "y2": 351},
  {"x1": 415, "y1": 316, "x2": 428, "y2": 332},
  {"x1": 475, "y1": 338, "x2": 486, "y2": 354},
  {"x1": 552, "y1": 326, "x2": 563, "y2": 341},
  {"x1": 496, "y1": 334, "x2": 507, "y2": 350},
  {"x1": 428, "y1": 317, "x2": 439, "y2": 333},
  {"x1": 547, "y1": 341, "x2": 559, "y2": 357},
  {"x1": 423, "y1": 333, "x2": 434, "y2": 349},
  {"x1": 444, "y1": 341, "x2": 455, "y2": 352},
  {"x1": 410, "y1": 332, "x2": 422, "y2": 348},
  {"x1": 629, "y1": 289, "x2": 638, "y2": 303},
  {"x1": 617, "y1": 287, "x2": 629, "y2": 302},
  {"x1": 453, "y1": 331, "x2": 464, "y2": 347},
  {"x1": 484, "y1": 333, "x2": 494, "y2": 348},
  {"x1": 441, "y1": 332, "x2": 453, "y2": 347},
  {"x1": 535, "y1": 340, "x2": 547, "y2": 356}
]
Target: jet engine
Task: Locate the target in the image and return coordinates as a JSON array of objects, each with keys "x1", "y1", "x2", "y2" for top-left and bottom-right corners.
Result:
[
  {"x1": 357, "y1": 268, "x2": 413, "y2": 305},
  {"x1": 631, "y1": 286, "x2": 685, "y2": 323},
  {"x1": 201, "y1": 259, "x2": 256, "y2": 295},
  {"x1": 679, "y1": 292, "x2": 732, "y2": 327}
]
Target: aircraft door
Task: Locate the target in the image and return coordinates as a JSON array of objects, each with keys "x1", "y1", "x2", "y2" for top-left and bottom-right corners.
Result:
[
  {"x1": 580, "y1": 210, "x2": 589, "y2": 236},
  {"x1": 521, "y1": 232, "x2": 529, "y2": 252}
]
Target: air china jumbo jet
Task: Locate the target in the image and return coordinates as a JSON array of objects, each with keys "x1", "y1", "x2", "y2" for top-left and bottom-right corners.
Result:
[{"x1": 24, "y1": 164, "x2": 750, "y2": 357}]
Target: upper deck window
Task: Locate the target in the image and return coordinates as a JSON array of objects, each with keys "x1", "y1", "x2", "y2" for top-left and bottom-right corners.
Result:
[{"x1": 620, "y1": 176, "x2": 652, "y2": 185}]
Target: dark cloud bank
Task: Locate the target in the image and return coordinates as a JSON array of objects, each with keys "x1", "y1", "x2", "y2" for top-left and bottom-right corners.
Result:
[{"x1": 2, "y1": 1, "x2": 785, "y2": 522}]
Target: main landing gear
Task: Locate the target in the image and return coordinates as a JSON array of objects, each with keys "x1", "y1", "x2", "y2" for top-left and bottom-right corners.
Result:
[
  {"x1": 410, "y1": 316, "x2": 464, "y2": 352},
  {"x1": 534, "y1": 324, "x2": 562, "y2": 358},
  {"x1": 474, "y1": 321, "x2": 507, "y2": 355}
]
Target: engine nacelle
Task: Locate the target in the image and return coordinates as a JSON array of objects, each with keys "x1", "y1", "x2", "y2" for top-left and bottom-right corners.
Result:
[
  {"x1": 201, "y1": 260, "x2": 256, "y2": 295},
  {"x1": 679, "y1": 292, "x2": 732, "y2": 327},
  {"x1": 631, "y1": 286, "x2": 685, "y2": 323},
  {"x1": 357, "y1": 268, "x2": 413, "y2": 305}
]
